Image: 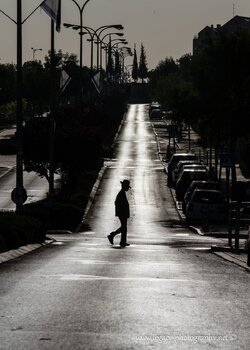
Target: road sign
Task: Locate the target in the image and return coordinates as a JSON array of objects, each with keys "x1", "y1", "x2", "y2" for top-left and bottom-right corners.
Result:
[
  {"x1": 11, "y1": 187, "x2": 27, "y2": 205},
  {"x1": 220, "y1": 153, "x2": 235, "y2": 168}
]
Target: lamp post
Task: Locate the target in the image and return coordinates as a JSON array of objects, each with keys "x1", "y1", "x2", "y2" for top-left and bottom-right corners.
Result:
[
  {"x1": 65, "y1": 23, "x2": 123, "y2": 71},
  {"x1": 70, "y1": 0, "x2": 92, "y2": 68},
  {"x1": 95, "y1": 25, "x2": 123, "y2": 70},
  {"x1": 31, "y1": 47, "x2": 42, "y2": 61},
  {"x1": 114, "y1": 46, "x2": 132, "y2": 83},
  {"x1": 15, "y1": 0, "x2": 27, "y2": 210},
  {"x1": 99, "y1": 32, "x2": 124, "y2": 70},
  {"x1": 102, "y1": 39, "x2": 127, "y2": 72},
  {"x1": 64, "y1": 22, "x2": 94, "y2": 69}
]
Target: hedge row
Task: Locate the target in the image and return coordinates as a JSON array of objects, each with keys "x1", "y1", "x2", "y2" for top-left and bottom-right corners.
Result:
[
  {"x1": 0, "y1": 200, "x2": 84, "y2": 253},
  {"x1": 0, "y1": 212, "x2": 45, "y2": 253}
]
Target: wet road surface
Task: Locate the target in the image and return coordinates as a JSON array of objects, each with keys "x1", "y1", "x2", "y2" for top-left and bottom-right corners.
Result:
[{"x1": 0, "y1": 104, "x2": 249, "y2": 349}]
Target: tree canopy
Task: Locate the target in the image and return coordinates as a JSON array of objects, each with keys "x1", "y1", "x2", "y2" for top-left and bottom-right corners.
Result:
[
  {"x1": 132, "y1": 45, "x2": 139, "y2": 81},
  {"x1": 138, "y1": 43, "x2": 148, "y2": 82},
  {"x1": 149, "y1": 29, "x2": 250, "y2": 151}
]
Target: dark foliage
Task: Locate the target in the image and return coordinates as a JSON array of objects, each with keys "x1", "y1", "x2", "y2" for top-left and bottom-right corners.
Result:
[
  {"x1": 0, "y1": 212, "x2": 44, "y2": 252},
  {"x1": 149, "y1": 29, "x2": 250, "y2": 153},
  {"x1": 138, "y1": 43, "x2": 148, "y2": 82}
]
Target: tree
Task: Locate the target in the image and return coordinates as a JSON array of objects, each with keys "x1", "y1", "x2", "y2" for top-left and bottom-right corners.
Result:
[
  {"x1": 149, "y1": 57, "x2": 178, "y2": 100},
  {"x1": 22, "y1": 60, "x2": 50, "y2": 115},
  {"x1": 106, "y1": 36, "x2": 114, "y2": 81},
  {"x1": 0, "y1": 64, "x2": 16, "y2": 106},
  {"x1": 114, "y1": 51, "x2": 121, "y2": 82},
  {"x1": 189, "y1": 29, "x2": 250, "y2": 149},
  {"x1": 138, "y1": 43, "x2": 148, "y2": 83},
  {"x1": 132, "y1": 44, "x2": 138, "y2": 81}
]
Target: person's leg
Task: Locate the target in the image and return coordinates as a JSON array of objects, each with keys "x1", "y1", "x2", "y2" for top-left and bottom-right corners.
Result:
[
  {"x1": 108, "y1": 219, "x2": 123, "y2": 245},
  {"x1": 119, "y1": 217, "x2": 127, "y2": 246},
  {"x1": 111, "y1": 225, "x2": 122, "y2": 237}
]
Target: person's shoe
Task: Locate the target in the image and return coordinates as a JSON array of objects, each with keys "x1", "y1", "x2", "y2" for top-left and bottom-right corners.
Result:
[
  {"x1": 120, "y1": 243, "x2": 130, "y2": 247},
  {"x1": 107, "y1": 234, "x2": 114, "y2": 245}
]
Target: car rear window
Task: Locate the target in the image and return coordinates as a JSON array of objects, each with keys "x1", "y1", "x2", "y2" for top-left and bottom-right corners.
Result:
[
  {"x1": 193, "y1": 191, "x2": 224, "y2": 204},
  {"x1": 182, "y1": 171, "x2": 208, "y2": 181},
  {"x1": 169, "y1": 154, "x2": 197, "y2": 167}
]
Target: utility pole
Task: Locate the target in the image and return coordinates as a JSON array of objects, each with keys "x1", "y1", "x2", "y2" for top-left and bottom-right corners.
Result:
[
  {"x1": 49, "y1": 19, "x2": 55, "y2": 198},
  {"x1": 12, "y1": 0, "x2": 27, "y2": 210},
  {"x1": 71, "y1": 0, "x2": 92, "y2": 68}
]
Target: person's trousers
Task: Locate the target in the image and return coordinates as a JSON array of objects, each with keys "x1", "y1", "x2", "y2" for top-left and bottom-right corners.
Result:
[{"x1": 111, "y1": 216, "x2": 127, "y2": 245}]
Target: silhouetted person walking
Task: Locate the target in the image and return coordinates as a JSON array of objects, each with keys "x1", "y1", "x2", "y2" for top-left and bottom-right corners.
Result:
[{"x1": 107, "y1": 180, "x2": 131, "y2": 247}]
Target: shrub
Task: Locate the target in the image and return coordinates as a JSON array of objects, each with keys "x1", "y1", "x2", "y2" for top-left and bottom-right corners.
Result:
[
  {"x1": 0, "y1": 137, "x2": 16, "y2": 154},
  {"x1": 49, "y1": 202, "x2": 83, "y2": 230},
  {"x1": 0, "y1": 212, "x2": 44, "y2": 252}
]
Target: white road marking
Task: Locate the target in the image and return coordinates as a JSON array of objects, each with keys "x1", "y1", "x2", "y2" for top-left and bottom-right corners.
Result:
[{"x1": 59, "y1": 274, "x2": 207, "y2": 282}]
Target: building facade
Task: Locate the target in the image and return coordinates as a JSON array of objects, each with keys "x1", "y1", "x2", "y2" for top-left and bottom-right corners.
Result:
[{"x1": 193, "y1": 16, "x2": 250, "y2": 53}]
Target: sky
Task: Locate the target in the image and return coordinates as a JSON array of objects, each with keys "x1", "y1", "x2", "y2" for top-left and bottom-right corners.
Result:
[{"x1": 1, "y1": 1, "x2": 250, "y2": 70}]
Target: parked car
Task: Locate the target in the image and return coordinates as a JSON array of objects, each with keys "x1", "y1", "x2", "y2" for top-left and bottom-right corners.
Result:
[
  {"x1": 167, "y1": 152, "x2": 197, "y2": 186},
  {"x1": 185, "y1": 189, "x2": 226, "y2": 225},
  {"x1": 149, "y1": 102, "x2": 161, "y2": 114},
  {"x1": 175, "y1": 169, "x2": 209, "y2": 201},
  {"x1": 150, "y1": 109, "x2": 162, "y2": 119},
  {"x1": 175, "y1": 164, "x2": 207, "y2": 187},
  {"x1": 172, "y1": 160, "x2": 202, "y2": 186},
  {"x1": 182, "y1": 180, "x2": 221, "y2": 213}
]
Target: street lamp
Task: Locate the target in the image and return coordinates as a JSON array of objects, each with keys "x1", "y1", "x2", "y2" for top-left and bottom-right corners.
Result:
[
  {"x1": 31, "y1": 47, "x2": 42, "y2": 61},
  {"x1": 65, "y1": 23, "x2": 123, "y2": 71},
  {"x1": 95, "y1": 25, "x2": 123, "y2": 70},
  {"x1": 98, "y1": 32, "x2": 124, "y2": 70},
  {"x1": 114, "y1": 46, "x2": 132, "y2": 83},
  {"x1": 102, "y1": 39, "x2": 128, "y2": 71},
  {"x1": 69, "y1": 0, "x2": 92, "y2": 68}
]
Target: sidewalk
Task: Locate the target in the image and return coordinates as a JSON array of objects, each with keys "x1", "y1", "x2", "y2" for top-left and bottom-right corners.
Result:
[
  {"x1": 0, "y1": 155, "x2": 15, "y2": 178},
  {"x1": 152, "y1": 117, "x2": 250, "y2": 272},
  {"x1": 0, "y1": 127, "x2": 16, "y2": 178}
]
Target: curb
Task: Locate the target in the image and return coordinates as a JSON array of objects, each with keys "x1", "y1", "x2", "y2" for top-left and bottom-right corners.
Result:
[
  {"x1": 188, "y1": 224, "x2": 206, "y2": 236},
  {"x1": 190, "y1": 224, "x2": 250, "y2": 272},
  {"x1": 0, "y1": 238, "x2": 55, "y2": 265},
  {"x1": 76, "y1": 165, "x2": 107, "y2": 232},
  {"x1": 111, "y1": 112, "x2": 126, "y2": 150},
  {"x1": 213, "y1": 251, "x2": 250, "y2": 272},
  {"x1": 0, "y1": 166, "x2": 15, "y2": 179}
]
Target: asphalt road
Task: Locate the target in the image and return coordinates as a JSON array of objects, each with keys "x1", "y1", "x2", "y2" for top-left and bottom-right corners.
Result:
[{"x1": 0, "y1": 105, "x2": 250, "y2": 350}]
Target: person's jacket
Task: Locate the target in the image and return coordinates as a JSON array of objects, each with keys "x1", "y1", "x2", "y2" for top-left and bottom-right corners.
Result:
[{"x1": 115, "y1": 189, "x2": 130, "y2": 218}]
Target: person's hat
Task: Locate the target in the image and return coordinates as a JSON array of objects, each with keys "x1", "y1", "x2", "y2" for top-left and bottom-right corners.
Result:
[{"x1": 120, "y1": 179, "x2": 131, "y2": 188}]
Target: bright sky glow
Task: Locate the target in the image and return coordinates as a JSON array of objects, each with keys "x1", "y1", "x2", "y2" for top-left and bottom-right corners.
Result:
[{"x1": 0, "y1": 1, "x2": 250, "y2": 69}]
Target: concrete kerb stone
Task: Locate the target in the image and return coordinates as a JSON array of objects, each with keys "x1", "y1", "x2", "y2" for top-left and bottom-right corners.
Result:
[
  {"x1": 213, "y1": 251, "x2": 250, "y2": 273},
  {"x1": 0, "y1": 166, "x2": 15, "y2": 179},
  {"x1": 110, "y1": 112, "x2": 126, "y2": 150},
  {"x1": 0, "y1": 238, "x2": 55, "y2": 265},
  {"x1": 75, "y1": 165, "x2": 107, "y2": 233}
]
